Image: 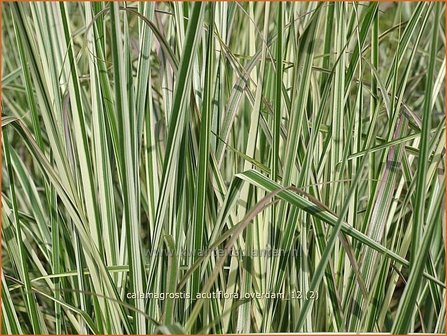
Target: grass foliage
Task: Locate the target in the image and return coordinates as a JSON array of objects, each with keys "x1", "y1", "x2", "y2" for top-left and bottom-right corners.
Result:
[{"x1": 1, "y1": 2, "x2": 446, "y2": 333}]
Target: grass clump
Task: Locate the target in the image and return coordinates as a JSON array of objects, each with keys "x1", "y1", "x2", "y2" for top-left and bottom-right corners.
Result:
[{"x1": 1, "y1": 2, "x2": 445, "y2": 334}]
